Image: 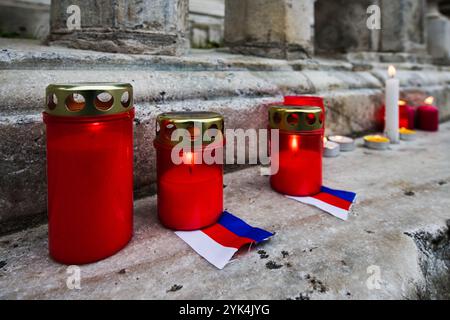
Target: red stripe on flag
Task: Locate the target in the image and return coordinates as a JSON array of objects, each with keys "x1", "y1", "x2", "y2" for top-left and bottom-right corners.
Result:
[
  {"x1": 202, "y1": 224, "x2": 255, "y2": 249},
  {"x1": 312, "y1": 192, "x2": 352, "y2": 210}
]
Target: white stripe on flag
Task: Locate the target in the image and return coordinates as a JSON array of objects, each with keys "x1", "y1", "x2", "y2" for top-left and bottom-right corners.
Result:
[
  {"x1": 175, "y1": 230, "x2": 238, "y2": 269},
  {"x1": 286, "y1": 196, "x2": 349, "y2": 221}
]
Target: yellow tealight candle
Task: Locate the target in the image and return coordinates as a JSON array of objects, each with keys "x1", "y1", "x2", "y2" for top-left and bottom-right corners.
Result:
[
  {"x1": 364, "y1": 135, "x2": 390, "y2": 150},
  {"x1": 399, "y1": 127, "x2": 417, "y2": 141}
]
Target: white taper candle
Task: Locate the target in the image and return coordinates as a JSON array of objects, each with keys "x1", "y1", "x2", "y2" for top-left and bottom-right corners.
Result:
[{"x1": 385, "y1": 65, "x2": 400, "y2": 143}]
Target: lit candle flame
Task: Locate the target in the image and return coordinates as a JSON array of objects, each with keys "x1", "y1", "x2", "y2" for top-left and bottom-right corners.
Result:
[
  {"x1": 388, "y1": 65, "x2": 396, "y2": 78},
  {"x1": 183, "y1": 151, "x2": 194, "y2": 165},
  {"x1": 290, "y1": 135, "x2": 299, "y2": 151},
  {"x1": 424, "y1": 96, "x2": 435, "y2": 105}
]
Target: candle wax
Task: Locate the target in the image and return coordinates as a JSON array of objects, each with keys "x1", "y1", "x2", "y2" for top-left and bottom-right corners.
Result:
[{"x1": 385, "y1": 75, "x2": 400, "y2": 143}]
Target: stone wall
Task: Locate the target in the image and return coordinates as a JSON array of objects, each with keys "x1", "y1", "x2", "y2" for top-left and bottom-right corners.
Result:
[
  {"x1": 428, "y1": 0, "x2": 450, "y2": 64},
  {"x1": 0, "y1": 0, "x2": 50, "y2": 40},
  {"x1": 0, "y1": 0, "x2": 226, "y2": 50},
  {"x1": 1, "y1": 39, "x2": 450, "y2": 233},
  {"x1": 0, "y1": 0, "x2": 450, "y2": 235},
  {"x1": 48, "y1": 0, "x2": 189, "y2": 55},
  {"x1": 189, "y1": 0, "x2": 224, "y2": 48},
  {"x1": 224, "y1": 0, "x2": 315, "y2": 59},
  {"x1": 315, "y1": 0, "x2": 427, "y2": 55}
]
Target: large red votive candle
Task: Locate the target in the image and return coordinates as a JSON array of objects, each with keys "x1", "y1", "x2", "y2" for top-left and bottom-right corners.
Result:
[
  {"x1": 44, "y1": 83, "x2": 134, "y2": 265},
  {"x1": 417, "y1": 97, "x2": 439, "y2": 131},
  {"x1": 154, "y1": 112, "x2": 224, "y2": 230},
  {"x1": 269, "y1": 105, "x2": 324, "y2": 196}
]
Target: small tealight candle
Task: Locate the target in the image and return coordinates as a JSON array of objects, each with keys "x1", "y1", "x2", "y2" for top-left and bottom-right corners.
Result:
[
  {"x1": 399, "y1": 127, "x2": 417, "y2": 141},
  {"x1": 364, "y1": 135, "x2": 390, "y2": 150},
  {"x1": 328, "y1": 135, "x2": 355, "y2": 152},
  {"x1": 323, "y1": 137, "x2": 340, "y2": 158}
]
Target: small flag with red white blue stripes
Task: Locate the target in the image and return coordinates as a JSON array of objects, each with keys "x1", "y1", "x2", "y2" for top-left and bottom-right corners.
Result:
[
  {"x1": 176, "y1": 211, "x2": 274, "y2": 269},
  {"x1": 287, "y1": 186, "x2": 357, "y2": 221}
]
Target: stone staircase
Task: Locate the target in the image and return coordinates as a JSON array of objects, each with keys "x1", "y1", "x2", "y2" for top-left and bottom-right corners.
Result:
[
  {"x1": 1, "y1": 123, "x2": 449, "y2": 299},
  {"x1": 1, "y1": 38, "x2": 450, "y2": 234}
]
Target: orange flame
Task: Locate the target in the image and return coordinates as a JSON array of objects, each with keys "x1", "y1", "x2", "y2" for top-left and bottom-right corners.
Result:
[
  {"x1": 290, "y1": 136, "x2": 299, "y2": 151},
  {"x1": 388, "y1": 65, "x2": 396, "y2": 78},
  {"x1": 424, "y1": 96, "x2": 435, "y2": 105},
  {"x1": 183, "y1": 151, "x2": 194, "y2": 165}
]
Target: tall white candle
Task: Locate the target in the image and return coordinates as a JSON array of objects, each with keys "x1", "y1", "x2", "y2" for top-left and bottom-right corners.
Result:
[{"x1": 385, "y1": 65, "x2": 400, "y2": 144}]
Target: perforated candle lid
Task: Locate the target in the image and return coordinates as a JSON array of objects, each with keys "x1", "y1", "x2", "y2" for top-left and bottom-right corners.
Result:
[
  {"x1": 155, "y1": 111, "x2": 224, "y2": 146},
  {"x1": 45, "y1": 83, "x2": 133, "y2": 116},
  {"x1": 269, "y1": 105, "x2": 324, "y2": 132}
]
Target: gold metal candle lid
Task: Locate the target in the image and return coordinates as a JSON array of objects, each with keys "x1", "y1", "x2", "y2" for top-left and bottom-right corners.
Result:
[
  {"x1": 155, "y1": 112, "x2": 224, "y2": 146},
  {"x1": 269, "y1": 105, "x2": 324, "y2": 131},
  {"x1": 45, "y1": 83, "x2": 133, "y2": 116}
]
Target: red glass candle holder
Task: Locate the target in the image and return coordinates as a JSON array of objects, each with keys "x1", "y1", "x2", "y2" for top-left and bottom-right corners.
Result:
[
  {"x1": 377, "y1": 100, "x2": 415, "y2": 131},
  {"x1": 154, "y1": 112, "x2": 224, "y2": 231},
  {"x1": 44, "y1": 83, "x2": 134, "y2": 265},
  {"x1": 399, "y1": 101, "x2": 415, "y2": 130},
  {"x1": 269, "y1": 105, "x2": 324, "y2": 196}
]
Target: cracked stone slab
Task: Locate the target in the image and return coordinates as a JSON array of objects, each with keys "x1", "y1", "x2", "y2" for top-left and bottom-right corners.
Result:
[{"x1": 0, "y1": 122, "x2": 449, "y2": 299}]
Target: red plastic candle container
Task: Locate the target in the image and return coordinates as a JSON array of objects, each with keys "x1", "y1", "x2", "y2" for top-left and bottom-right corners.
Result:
[
  {"x1": 284, "y1": 96, "x2": 326, "y2": 128},
  {"x1": 154, "y1": 112, "x2": 224, "y2": 231},
  {"x1": 44, "y1": 83, "x2": 134, "y2": 265},
  {"x1": 269, "y1": 105, "x2": 324, "y2": 196}
]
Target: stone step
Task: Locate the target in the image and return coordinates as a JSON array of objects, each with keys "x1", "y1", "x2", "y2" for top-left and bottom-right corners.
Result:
[
  {"x1": 1, "y1": 38, "x2": 450, "y2": 233},
  {"x1": 0, "y1": 123, "x2": 449, "y2": 299}
]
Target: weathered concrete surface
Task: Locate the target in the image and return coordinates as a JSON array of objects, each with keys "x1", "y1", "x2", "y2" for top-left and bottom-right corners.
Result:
[
  {"x1": 48, "y1": 0, "x2": 189, "y2": 56},
  {"x1": 315, "y1": 0, "x2": 379, "y2": 54},
  {"x1": 224, "y1": 0, "x2": 315, "y2": 59},
  {"x1": 0, "y1": 122, "x2": 449, "y2": 300},
  {"x1": 189, "y1": 0, "x2": 224, "y2": 49},
  {"x1": 0, "y1": 0, "x2": 50, "y2": 40},
  {"x1": 1, "y1": 38, "x2": 450, "y2": 233},
  {"x1": 315, "y1": 0, "x2": 427, "y2": 55},
  {"x1": 427, "y1": 0, "x2": 450, "y2": 65},
  {"x1": 380, "y1": 0, "x2": 427, "y2": 54}
]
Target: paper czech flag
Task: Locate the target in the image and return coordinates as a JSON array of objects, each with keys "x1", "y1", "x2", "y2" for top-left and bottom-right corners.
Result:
[{"x1": 176, "y1": 211, "x2": 274, "y2": 269}]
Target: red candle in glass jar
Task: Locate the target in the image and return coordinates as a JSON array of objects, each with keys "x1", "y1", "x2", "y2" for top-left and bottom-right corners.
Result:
[
  {"x1": 269, "y1": 105, "x2": 324, "y2": 196},
  {"x1": 154, "y1": 112, "x2": 224, "y2": 230},
  {"x1": 44, "y1": 83, "x2": 134, "y2": 265},
  {"x1": 399, "y1": 100, "x2": 415, "y2": 130},
  {"x1": 378, "y1": 100, "x2": 415, "y2": 131}
]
